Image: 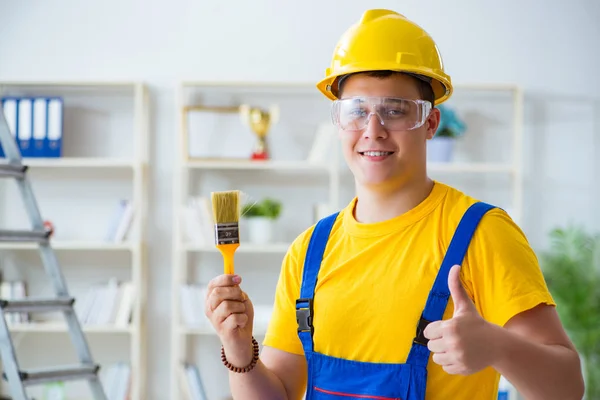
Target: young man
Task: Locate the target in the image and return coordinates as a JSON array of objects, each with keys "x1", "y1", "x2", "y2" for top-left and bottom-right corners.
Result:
[{"x1": 205, "y1": 9, "x2": 585, "y2": 400}]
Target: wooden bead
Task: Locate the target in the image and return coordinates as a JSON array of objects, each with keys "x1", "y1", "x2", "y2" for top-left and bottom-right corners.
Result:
[{"x1": 221, "y1": 337, "x2": 260, "y2": 373}]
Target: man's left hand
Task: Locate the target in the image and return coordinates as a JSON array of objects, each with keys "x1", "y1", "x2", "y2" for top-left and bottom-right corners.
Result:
[{"x1": 423, "y1": 265, "x2": 498, "y2": 375}]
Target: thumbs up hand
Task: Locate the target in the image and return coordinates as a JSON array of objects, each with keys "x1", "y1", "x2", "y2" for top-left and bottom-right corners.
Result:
[
  {"x1": 448, "y1": 264, "x2": 479, "y2": 317},
  {"x1": 423, "y1": 265, "x2": 498, "y2": 375}
]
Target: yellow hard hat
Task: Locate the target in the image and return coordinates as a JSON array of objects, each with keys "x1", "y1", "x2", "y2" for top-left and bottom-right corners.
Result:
[{"x1": 316, "y1": 9, "x2": 453, "y2": 105}]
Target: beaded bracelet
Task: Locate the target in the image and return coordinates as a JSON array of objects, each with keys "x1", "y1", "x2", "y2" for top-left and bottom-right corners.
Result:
[{"x1": 221, "y1": 337, "x2": 260, "y2": 373}]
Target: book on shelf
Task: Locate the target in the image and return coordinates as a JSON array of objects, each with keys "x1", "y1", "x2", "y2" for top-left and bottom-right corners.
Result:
[
  {"x1": 0, "y1": 280, "x2": 29, "y2": 324},
  {"x1": 306, "y1": 122, "x2": 336, "y2": 164},
  {"x1": 102, "y1": 362, "x2": 131, "y2": 400},
  {"x1": 179, "y1": 283, "x2": 273, "y2": 333},
  {"x1": 180, "y1": 196, "x2": 214, "y2": 246},
  {"x1": 105, "y1": 199, "x2": 134, "y2": 243},
  {"x1": 180, "y1": 284, "x2": 210, "y2": 329},
  {"x1": 75, "y1": 279, "x2": 135, "y2": 327},
  {"x1": 178, "y1": 362, "x2": 208, "y2": 400}
]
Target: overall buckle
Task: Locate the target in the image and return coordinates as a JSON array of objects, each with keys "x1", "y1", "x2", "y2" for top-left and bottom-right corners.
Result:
[
  {"x1": 295, "y1": 298, "x2": 314, "y2": 334},
  {"x1": 413, "y1": 316, "x2": 431, "y2": 346}
]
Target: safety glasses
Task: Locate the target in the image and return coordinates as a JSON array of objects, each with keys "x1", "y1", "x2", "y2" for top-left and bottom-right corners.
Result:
[{"x1": 331, "y1": 96, "x2": 432, "y2": 132}]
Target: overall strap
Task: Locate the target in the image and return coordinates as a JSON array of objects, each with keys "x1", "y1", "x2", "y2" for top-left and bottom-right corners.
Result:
[
  {"x1": 296, "y1": 212, "x2": 339, "y2": 355},
  {"x1": 406, "y1": 201, "x2": 496, "y2": 367}
]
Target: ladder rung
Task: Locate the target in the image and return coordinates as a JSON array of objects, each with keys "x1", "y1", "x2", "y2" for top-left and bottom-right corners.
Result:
[
  {"x1": 0, "y1": 297, "x2": 74, "y2": 313},
  {"x1": 3, "y1": 364, "x2": 99, "y2": 386},
  {"x1": 0, "y1": 162, "x2": 27, "y2": 179},
  {"x1": 0, "y1": 229, "x2": 51, "y2": 243}
]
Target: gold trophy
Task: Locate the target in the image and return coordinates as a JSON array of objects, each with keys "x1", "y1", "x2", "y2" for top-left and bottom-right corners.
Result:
[{"x1": 239, "y1": 104, "x2": 279, "y2": 160}]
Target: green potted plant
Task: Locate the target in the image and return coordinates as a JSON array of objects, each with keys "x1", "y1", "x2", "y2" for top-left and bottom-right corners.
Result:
[
  {"x1": 241, "y1": 198, "x2": 282, "y2": 244},
  {"x1": 428, "y1": 104, "x2": 467, "y2": 163},
  {"x1": 540, "y1": 225, "x2": 600, "y2": 399}
]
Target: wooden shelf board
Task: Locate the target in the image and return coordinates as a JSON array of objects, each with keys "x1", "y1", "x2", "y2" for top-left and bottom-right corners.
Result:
[
  {"x1": 0, "y1": 241, "x2": 136, "y2": 251},
  {"x1": 185, "y1": 159, "x2": 330, "y2": 172},
  {"x1": 179, "y1": 325, "x2": 267, "y2": 336},
  {"x1": 8, "y1": 322, "x2": 134, "y2": 333},
  {"x1": 21, "y1": 157, "x2": 136, "y2": 169}
]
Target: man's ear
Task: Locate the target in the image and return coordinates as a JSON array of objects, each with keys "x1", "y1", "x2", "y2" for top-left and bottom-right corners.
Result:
[{"x1": 425, "y1": 107, "x2": 441, "y2": 140}]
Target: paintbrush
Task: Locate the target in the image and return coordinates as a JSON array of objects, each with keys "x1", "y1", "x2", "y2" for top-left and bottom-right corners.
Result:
[{"x1": 210, "y1": 190, "x2": 241, "y2": 275}]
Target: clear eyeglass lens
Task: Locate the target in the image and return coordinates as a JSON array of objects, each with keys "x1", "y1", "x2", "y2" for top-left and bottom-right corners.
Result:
[{"x1": 333, "y1": 97, "x2": 430, "y2": 131}]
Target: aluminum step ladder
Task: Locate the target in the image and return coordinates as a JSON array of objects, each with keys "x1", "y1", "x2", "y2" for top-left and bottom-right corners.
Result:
[{"x1": 0, "y1": 110, "x2": 107, "y2": 399}]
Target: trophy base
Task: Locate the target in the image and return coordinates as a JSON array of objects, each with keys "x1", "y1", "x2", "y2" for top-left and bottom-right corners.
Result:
[{"x1": 251, "y1": 151, "x2": 269, "y2": 161}]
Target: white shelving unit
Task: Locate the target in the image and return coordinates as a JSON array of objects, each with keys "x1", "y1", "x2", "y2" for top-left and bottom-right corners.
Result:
[
  {"x1": 170, "y1": 81, "x2": 524, "y2": 400},
  {"x1": 171, "y1": 81, "x2": 336, "y2": 400},
  {"x1": 0, "y1": 81, "x2": 149, "y2": 400},
  {"x1": 438, "y1": 83, "x2": 524, "y2": 223}
]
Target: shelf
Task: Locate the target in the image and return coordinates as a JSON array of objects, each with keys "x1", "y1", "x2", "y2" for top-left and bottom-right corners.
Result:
[
  {"x1": 180, "y1": 81, "x2": 317, "y2": 95},
  {"x1": 185, "y1": 159, "x2": 330, "y2": 172},
  {"x1": 8, "y1": 322, "x2": 134, "y2": 333},
  {"x1": 453, "y1": 83, "x2": 521, "y2": 92},
  {"x1": 427, "y1": 162, "x2": 514, "y2": 173},
  {"x1": 179, "y1": 325, "x2": 267, "y2": 336},
  {"x1": 179, "y1": 326, "x2": 215, "y2": 335},
  {"x1": 21, "y1": 157, "x2": 137, "y2": 169},
  {"x1": 0, "y1": 81, "x2": 140, "y2": 97},
  {"x1": 184, "y1": 243, "x2": 290, "y2": 253},
  {"x1": 0, "y1": 80, "x2": 149, "y2": 400},
  {"x1": 0, "y1": 80, "x2": 139, "y2": 87},
  {"x1": 0, "y1": 240, "x2": 136, "y2": 251}
]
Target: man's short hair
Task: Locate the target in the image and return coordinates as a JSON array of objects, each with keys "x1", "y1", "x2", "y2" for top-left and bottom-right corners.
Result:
[{"x1": 337, "y1": 70, "x2": 435, "y2": 106}]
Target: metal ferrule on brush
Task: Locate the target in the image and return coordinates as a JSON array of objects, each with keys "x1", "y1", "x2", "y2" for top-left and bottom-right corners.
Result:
[{"x1": 214, "y1": 222, "x2": 240, "y2": 245}]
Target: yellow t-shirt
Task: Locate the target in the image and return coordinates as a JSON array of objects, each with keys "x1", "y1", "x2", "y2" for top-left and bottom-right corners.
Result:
[{"x1": 263, "y1": 181, "x2": 555, "y2": 399}]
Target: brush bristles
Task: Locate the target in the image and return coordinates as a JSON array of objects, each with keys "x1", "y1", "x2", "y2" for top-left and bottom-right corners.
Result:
[{"x1": 211, "y1": 190, "x2": 241, "y2": 224}]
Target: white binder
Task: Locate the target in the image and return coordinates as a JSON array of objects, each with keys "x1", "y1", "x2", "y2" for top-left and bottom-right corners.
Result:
[{"x1": 17, "y1": 98, "x2": 33, "y2": 157}]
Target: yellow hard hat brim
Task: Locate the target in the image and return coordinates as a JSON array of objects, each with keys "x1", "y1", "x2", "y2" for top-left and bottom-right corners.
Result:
[{"x1": 316, "y1": 65, "x2": 452, "y2": 105}]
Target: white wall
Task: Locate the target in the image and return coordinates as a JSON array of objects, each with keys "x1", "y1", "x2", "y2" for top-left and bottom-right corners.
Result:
[{"x1": 1, "y1": 0, "x2": 599, "y2": 398}]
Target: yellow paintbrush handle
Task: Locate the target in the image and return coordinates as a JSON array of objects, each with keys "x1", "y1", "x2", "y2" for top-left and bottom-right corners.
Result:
[{"x1": 217, "y1": 243, "x2": 240, "y2": 275}]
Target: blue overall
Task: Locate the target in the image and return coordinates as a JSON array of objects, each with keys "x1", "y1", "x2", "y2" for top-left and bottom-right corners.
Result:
[{"x1": 295, "y1": 202, "x2": 496, "y2": 400}]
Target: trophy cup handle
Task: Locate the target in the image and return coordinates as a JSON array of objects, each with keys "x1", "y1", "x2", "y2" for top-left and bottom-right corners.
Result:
[
  {"x1": 269, "y1": 104, "x2": 280, "y2": 125},
  {"x1": 239, "y1": 104, "x2": 251, "y2": 126}
]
